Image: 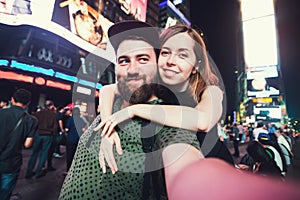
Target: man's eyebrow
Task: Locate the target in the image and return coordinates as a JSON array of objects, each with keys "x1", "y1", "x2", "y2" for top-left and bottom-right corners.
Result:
[
  {"x1": 136, "y1": 53, "x2": 151, "y2": 58},
  {"x1": 117, "y1": 55, "x2": 129, "y2": 61}
]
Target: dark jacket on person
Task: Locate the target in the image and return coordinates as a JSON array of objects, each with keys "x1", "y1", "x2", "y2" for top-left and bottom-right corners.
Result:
[
  {"x1": 0, "y1": 106, "x2": 38, "y2": 173},
  {"x1": 35, "y1": 109, "x2": 58, "y2": 135},
  {"x1": 247, "y1": 141, "x2": 282, "y2": 178}
]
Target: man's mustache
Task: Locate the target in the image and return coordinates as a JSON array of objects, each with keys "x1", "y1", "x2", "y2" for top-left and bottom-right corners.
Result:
[{"x1": 124, "y1": 74, "x2": 146, "y2": 81}]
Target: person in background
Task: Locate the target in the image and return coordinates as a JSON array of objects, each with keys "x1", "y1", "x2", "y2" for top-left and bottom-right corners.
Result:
[
  {"x1": 258, "y1": 132, "x2": 287, "y2": 176},
  {"x1": 237, "y1": 122, "x2": 245, "y2": 143},
  {"x1": 0, "y1": 99, "x2": 9, "y2": 109},
  {"x1": 231, "y1": 123, "x2": 240, "y2": 157},
  {"x1": 275, "y1": 128, "x2": 293, "y2": 167},
  {"x1": 253, "y1": 121, "x2": 269, "y2": 141},
  {"x1": 46, "y1": 104, "x2": 60, "y2": 171},
  {"x1": 217, "y1": 122, "x2": 228, "y2": 146},
  {"x1": 224, "y1": 122, "x2": 233, "y2": 141},
  {"x1": 0, "y1": 89, "x2": 38, "y2": 200},
  {"x1": 53, "y1": 105, "x2": 66, "y2": 158},
  {"x1": 268, "y1": 123, "x2": 277, "y2": 144},
  {"x1": 64, "y1": 107, "x2": 87, "y2": 175},
  {"x1": 246, "y1": 140, "x2": 283, "y2": 178},
  {"x1": 25, "y1": 100, "x2": 58, "y2": 179},
  {"x1": 247, "y1": 123, "x2": 254, "y2": 142}
]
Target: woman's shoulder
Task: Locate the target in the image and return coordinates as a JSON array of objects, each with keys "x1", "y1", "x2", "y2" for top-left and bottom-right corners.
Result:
[
  {"x1": 201, "y1": 85, "x2": 223, "y2": 100},
  {"x1": 204, "y1": 85, "x2": 222, "y2": 93},
  {"x1": 102, "y1": 83, "x2": 117, "y2": 89}
]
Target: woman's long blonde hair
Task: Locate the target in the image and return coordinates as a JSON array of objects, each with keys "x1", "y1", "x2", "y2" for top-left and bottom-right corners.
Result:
[{"x1": 159, "y1": 24, "x2": 221, "y2": 102}]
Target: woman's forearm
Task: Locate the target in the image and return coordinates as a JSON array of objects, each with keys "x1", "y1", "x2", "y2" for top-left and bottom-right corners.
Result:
[
  {"x1": 99, "y1": 84, "x2": 117, "y2": 120},
  {"x1": 129, "y1": 86, "x2": 223, "y2": 132},
  {"x1": 130, "y1": 104, "x2": 220, "y2": 132}
]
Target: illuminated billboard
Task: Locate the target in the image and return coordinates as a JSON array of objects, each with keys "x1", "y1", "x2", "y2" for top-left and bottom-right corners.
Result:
[
  {"x1": 0, "y1": 0, "x2": 114, "y2": 49},
  {"x1": 241, "y1": 0, "x2": 278, "y2": 69},
  {"x1": 254, "y1": 105, "x2": 281, "y2": 122},
  {"x1": 241, "y1": 0, "x2": 280, "y2": 98},
  {"x1": 118, "y1": 0, "x2": 148, "y2": 21},
  {"x1": 247, "y1": 77, "x2": 280, "y2": 97}
]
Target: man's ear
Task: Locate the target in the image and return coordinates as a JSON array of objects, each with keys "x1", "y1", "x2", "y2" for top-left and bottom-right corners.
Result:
[
  {"x1": 11, "y1": 97, "x2": 15, "y2": 105},
  {"x1": 26, "y1": 101, "x2": 31, "y2": 107}
]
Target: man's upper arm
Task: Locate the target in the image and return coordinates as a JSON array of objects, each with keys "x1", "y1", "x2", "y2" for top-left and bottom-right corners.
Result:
[{"x1": 24, "y1": 115, "x2": 38, "y2": 148}]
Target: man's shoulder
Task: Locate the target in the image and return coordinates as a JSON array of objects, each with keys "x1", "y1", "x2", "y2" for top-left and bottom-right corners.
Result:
[{"x1": 35, "y1": 109, "x2": 56, "y2": 117}]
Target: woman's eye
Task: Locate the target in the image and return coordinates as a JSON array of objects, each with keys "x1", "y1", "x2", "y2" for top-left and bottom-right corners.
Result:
[{"x1": 178, "y1": 52, "x2": 188, "y2": 59}]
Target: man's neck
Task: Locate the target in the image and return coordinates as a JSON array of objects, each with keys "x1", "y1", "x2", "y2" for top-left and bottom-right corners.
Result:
[
  {"x1": 12, "y1": 102, "x2": 26, "y2": 109},
  {"x1": 121, "y1": 95, "x2": 158, "y2": 109}
]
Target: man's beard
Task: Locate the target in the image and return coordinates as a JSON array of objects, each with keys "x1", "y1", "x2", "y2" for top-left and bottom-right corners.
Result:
[{"x1": 117, "y1": 75, "x2": 156, "y2": 104}]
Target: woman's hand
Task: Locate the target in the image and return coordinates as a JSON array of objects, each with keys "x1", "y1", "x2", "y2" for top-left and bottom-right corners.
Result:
[
  {"x1": 94, "y1": 106, "x2": 135, "y2": 137},
  {"x1": 98, "y1": 131, "x2": 123, "y2": 174}
]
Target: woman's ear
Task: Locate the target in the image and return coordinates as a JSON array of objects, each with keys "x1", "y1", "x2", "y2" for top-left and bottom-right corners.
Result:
[
  {"x1": 192, "y1": 66, "x2": 198, "y2": 74},
  {"x1": 192, "y1": 60, "x2": 201, "y2": 74}
]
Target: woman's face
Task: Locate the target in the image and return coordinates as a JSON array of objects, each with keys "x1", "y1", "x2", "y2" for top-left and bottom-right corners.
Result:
[{"x1": 158, "y1": 32, "x2": 197, "y2": 88}]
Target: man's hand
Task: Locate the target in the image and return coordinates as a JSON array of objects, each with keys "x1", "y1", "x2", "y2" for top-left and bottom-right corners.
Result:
[{"x1": 99, "y1": 131, "x2": 123, "y2": 174}]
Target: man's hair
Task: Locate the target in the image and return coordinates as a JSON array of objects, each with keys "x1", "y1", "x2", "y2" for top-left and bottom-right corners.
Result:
[
  {"x1": 12, "y1": 88, "x2": 31, "y2": 105},
  {"x1": 257, "y1": 121, "x2": 265, "y2": 128},
  {"x1": 72, "y1": 107, "x2": 81, "y2": 116},
  {"x1": 108, "y1": 20, "x2": 160, "y2": 52},
  {"x1": 45, "y1": 100, "x2": 54, "y2": 108}
]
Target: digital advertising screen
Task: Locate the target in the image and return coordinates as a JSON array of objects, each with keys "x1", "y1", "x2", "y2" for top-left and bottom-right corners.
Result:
[
  {"x1": 247, "y1": 77, "x2": 280, "y2": 98},
  {"x1": 0, "y1": 0, "x2": 117, "y2": 92},
  {"x1": 118, "y1": 0, "x2": 148, "y2": 22},
  {"x1": 254, "y1": 105, "x2": 281, "y2": 122},
  {"x1": 0, "y1": 0, "x2": 114, "y2": 50}
]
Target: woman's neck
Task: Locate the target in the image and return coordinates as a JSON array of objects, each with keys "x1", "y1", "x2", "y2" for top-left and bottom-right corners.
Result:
[{"x1": 167, "y1": 80, "x2": 190, "y2": 93}]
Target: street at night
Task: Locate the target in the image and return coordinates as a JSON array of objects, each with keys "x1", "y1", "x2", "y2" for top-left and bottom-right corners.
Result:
[{"x1": 1, "y1": 0, "x2": 300, "y2": 199}]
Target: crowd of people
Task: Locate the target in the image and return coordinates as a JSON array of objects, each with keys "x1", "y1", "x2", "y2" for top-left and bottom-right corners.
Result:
[
  {"x1": 0, "y1": 93, "x2": 91, "y2": 199},
  {"x1": 223, "y1": 121, "x2": 298, "y2": 180},
  {"x1": 1, "y1": 20, "x2": 300, "y2": 200}
]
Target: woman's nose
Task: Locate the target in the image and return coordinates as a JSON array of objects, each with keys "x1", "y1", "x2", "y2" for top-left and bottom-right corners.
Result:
[{"x1": 166, "y1": 54, "x2": 176, "y2": 66}]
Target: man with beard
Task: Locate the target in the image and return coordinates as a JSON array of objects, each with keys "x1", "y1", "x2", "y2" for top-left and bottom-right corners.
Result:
[{"x1": 59, "y1": 21, "x2": 201, "y2": 200}]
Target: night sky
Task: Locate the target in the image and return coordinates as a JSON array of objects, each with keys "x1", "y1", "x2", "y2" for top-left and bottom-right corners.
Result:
[{"x1": 190, "y1": 0, "x2": 300, "y2": 119}]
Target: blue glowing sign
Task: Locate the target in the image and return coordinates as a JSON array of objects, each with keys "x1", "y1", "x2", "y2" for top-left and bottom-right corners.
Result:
[
  {"x1": 0, "y1": 59, "x2": 9, "y2": 66},
  {"x1": 11, "y1": 60, "x2": 55, "y2": 76},
  {"x1": 55, "y1": 72, "x2": 78, "y2": 83},
  {"x1": 78, "y1": 79, "x2": 95, "y2": 88}
]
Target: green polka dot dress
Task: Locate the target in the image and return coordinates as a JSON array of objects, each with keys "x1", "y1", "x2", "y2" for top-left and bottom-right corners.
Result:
[{"x1": 59, "y1": 98, "x2": 199, "y2": 200}]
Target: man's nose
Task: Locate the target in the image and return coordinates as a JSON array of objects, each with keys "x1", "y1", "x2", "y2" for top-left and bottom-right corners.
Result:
[{"x1": 127, "y1": 61, "x2": 140, "y2": 74}]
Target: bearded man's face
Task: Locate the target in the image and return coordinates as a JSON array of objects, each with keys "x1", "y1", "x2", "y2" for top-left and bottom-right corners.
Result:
[{"x1": 116, "y1": 39, "x2": 157, "y2": 103}]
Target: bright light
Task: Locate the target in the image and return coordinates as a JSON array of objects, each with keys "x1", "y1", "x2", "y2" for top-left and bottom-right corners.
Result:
[
  {"x1": 241, "y1": 0, "x2": 278, "y2": 68},
  {"x1": 241, "y1": 0, "x2": 274, "y2": 21},
  {"x1": 243, "y1": 15, "x2": 278, "y2": 67}
]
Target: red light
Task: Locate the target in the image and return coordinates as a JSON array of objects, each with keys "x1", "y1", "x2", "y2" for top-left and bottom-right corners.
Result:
[
  {"x1": 46, "y1": 80, "x2": 71, "y2": 91},
  {"x1": 35, "y1": 77, "x2": 46, "y2": 85},
  {"x1": 0, "y1": 70, "x2": 34, "y2": 83}
]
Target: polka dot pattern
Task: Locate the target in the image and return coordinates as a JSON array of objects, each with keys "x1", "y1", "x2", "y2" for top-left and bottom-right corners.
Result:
[{"x1": 59, "y1": 98, "x2": 200, "y2": 200}]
